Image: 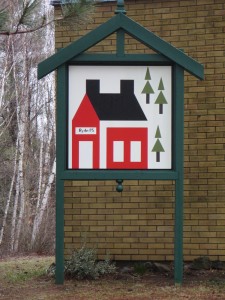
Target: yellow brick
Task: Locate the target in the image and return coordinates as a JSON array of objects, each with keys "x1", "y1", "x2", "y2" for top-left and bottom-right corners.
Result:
[
  {"x1": 131, "y1": 255, "x2": 148, "y2": 261},
  {"x1": 58, "y1": 0, "x2": 225, "y2": 262},
  {"x1": 64, "y1": 238, "x2": 72, "y2": 243},
  {"x1": 64, "y1": 204, "x2": 72, "y2": 209},
  {"x1": 64, "y1": 226, "x2": 72, "y2": 232},
  {"x1": 114, "y1": 232, "x2": 130, "y2": 237},
  {"x1": 114, "y1": 255, "x2": 131, "y2": 260},
  {"x1": 114, "y1": 220, "x2": 130, "y2": 226},
  {"x1": 134, "y1": 244, "x2": 150, "y2": 251},
  {"x1": 64, "y1": 215, "x2": 72, "y2": 221},
  {"x1": 208, "y1": 250, "x2": 225, "y2": 256}
]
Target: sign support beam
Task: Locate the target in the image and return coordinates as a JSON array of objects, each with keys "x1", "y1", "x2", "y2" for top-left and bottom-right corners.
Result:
[
  {"x1": 174, "y1": 64, "x2": 184, "y2": 285},
  {"x1": 55, "y1": 64, "x2": 67, "y2": 284}
]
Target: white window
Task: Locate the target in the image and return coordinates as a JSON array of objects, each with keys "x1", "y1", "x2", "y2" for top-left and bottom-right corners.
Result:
[
  {"x1": 113, "y1": 141, "x2": 124, "y2": 162},
  {"x1": 79, "y1": 141, "x2": 93, "y2": 168},
  {"x1": 130, "y1": 141, "x2": 141, "y2": 162}
]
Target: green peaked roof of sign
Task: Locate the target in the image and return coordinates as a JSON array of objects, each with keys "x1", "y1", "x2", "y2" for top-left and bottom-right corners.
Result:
[{"x1": 38, "y1": 13, "x2": 204, "y2": 80}]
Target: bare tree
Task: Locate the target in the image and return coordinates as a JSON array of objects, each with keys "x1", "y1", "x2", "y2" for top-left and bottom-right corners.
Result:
[{"x1": 0, "y1": 0, "x2": 95, "y2": 255}]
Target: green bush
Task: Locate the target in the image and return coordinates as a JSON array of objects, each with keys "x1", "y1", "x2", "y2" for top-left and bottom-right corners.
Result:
[{"x1": 64, "y1": 246, "x2": 116, "y2": 280}]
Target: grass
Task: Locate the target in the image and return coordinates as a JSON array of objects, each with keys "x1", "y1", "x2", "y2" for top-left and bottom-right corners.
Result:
[
  {"x1": 0, "y1": 256, "x2": 53, "y2": 283},
  {"x1": 0, "y1": 256, "x2": 225, "y2": 300}
]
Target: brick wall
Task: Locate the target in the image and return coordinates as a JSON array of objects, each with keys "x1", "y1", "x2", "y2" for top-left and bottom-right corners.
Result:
[{"x1": 54, "y1": 0, "x2": 225, "y2": 261}]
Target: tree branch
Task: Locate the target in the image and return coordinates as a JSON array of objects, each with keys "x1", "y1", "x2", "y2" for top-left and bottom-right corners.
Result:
[{"x1": 0, "y1": 17, "x2": 56, "y2": 36}]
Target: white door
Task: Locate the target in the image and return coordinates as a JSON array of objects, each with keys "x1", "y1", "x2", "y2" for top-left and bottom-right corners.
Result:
[{"x1": 79, "y1": 141, "x2": 93, "y2": 169}]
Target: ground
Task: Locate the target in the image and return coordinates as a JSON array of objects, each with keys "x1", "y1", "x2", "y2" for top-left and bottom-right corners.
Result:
[{"x1": 0, "y1": 256, "x2": 225, "y2": 299}]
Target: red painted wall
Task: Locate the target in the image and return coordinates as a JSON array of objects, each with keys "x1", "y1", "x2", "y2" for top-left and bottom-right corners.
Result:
[{"x1": 107, "y1": 127, "x2": 148, "y2": 169}]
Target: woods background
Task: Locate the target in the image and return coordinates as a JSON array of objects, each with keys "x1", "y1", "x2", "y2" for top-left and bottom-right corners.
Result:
[{"x1": 0, "y1": 0, "x2": 94, "y2": 255}]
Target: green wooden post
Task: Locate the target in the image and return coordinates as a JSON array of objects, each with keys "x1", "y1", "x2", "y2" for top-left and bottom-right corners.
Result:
[
  {"x1": 174, "y1": 64, "x2": 184, "y2": 285},
  {"x1": 55, "y1": 64, "x2": 67, "y2": 284},
  {"x1": 55, "y1": 176, "x2": 64, "y2": 284},
  {"x1": 116, "y1": 29, "x2": 125, "y2": 56}
]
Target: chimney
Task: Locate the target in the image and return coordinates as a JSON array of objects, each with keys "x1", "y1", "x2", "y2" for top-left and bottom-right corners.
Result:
[
  {"x1": 120, "y1": 80, "x2": 134, "y2": 95},
  {"x1": 86, "y1": 80, "x2": 100, "y2": 96}
]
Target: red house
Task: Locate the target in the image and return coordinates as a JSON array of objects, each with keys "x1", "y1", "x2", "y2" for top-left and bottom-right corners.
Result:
[
  {"x1": 72, "y1": 94, "x2": 100, "y2": 169},
  {"x1": 72, "y1": 79, "x2": 148, "y2": 169}
]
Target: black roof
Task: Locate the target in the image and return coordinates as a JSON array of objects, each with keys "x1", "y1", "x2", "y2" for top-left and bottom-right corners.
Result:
[{"x1": 86, "y1": 80, "x2": 147, "y2": 121}]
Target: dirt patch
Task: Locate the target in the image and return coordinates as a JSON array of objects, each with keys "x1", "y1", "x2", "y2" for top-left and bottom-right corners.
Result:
[{"x1": 0, "y1": 256, "x2": 225, "y2": 299}]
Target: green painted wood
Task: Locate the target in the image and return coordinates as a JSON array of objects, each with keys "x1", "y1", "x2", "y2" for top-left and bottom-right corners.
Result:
[
  {"x1": 173, "y1": 64, "x2": 184, "y2": 285},
  {"x1": 55, "y1": 178, "x2": 64, "y2": 284},
  {"x1": 60, "y1": 170, "x2": 178, "y2": 180},
  {"x1": 38, "y1": 13, "x2": 203, "y2": 80},
  {"x1": 116, "y1": 29, "x2": 125, "y2": 55},
  {"x1": 71, "y1": 53, "x2": 171, "y2": 63},
  {"x1": 55, "y1": 64, "x2": 67, "y2": 285},
  {"x1": 115, "y1": 0, "x2": 126, "y2": 14}
]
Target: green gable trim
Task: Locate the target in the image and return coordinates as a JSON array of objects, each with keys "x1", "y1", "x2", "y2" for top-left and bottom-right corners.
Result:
[
  {"x1": 70, "y1": 53, "x2": 171, "y2": 63},
  {"x1": 38, "y1": 13, "x2": 204, "y2": 80}
]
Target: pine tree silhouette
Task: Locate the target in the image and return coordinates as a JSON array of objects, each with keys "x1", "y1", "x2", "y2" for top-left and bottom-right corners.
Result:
[
  {"x1": 155, "y1": 78, "x2": 167, "y2": 114},
  {"x1": 142, "y1": 67, "x2": 154, "y2": 104},
  {"x1": 152, "y1": 126, "x2": 165, "y2": 162}
]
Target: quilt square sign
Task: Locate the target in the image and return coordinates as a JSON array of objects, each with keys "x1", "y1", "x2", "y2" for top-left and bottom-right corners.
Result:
[{"x1": 68, "y1": 65, "x2": 172, "y2": 170}]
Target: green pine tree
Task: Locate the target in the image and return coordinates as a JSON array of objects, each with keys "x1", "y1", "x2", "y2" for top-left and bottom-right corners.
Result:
[
  {"x1": 152, "y1": 126, "x2": 164, "y2": 162},
  {"x1": 145, "y1": 67, "x2": 151, "y2": 80},
  {"x1": 155, "y1": 78, "x2": 167, "y2": 114},
  {"x1": 158, "y1": 77, "x2": 164, "y2": 90},
  {"x1": 155, "y1": 126, "x2": 161, "y2": 139},
  {"x1": 142, "y1": 67, "x2": 154, "y2": 104}
]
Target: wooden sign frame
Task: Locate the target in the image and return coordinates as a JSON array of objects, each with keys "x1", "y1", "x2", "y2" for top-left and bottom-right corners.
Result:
[{"x1": 38, "y1": 3, "x2": 203, "y2": 285}]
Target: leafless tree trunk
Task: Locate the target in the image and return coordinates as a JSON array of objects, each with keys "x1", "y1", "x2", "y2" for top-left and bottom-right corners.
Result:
[
  {"x1": 0, "y1": 0, "x2": 93, "y2": 255},
  {"x1": 31, "y1": 157, "x2": 56, "y2": 246},
  {"x1": 0, "y1": 138, "x2": 18, "y2": 246},
  {"x1": 10, "y1": 167, "x2": 20, "y2": 252}
]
